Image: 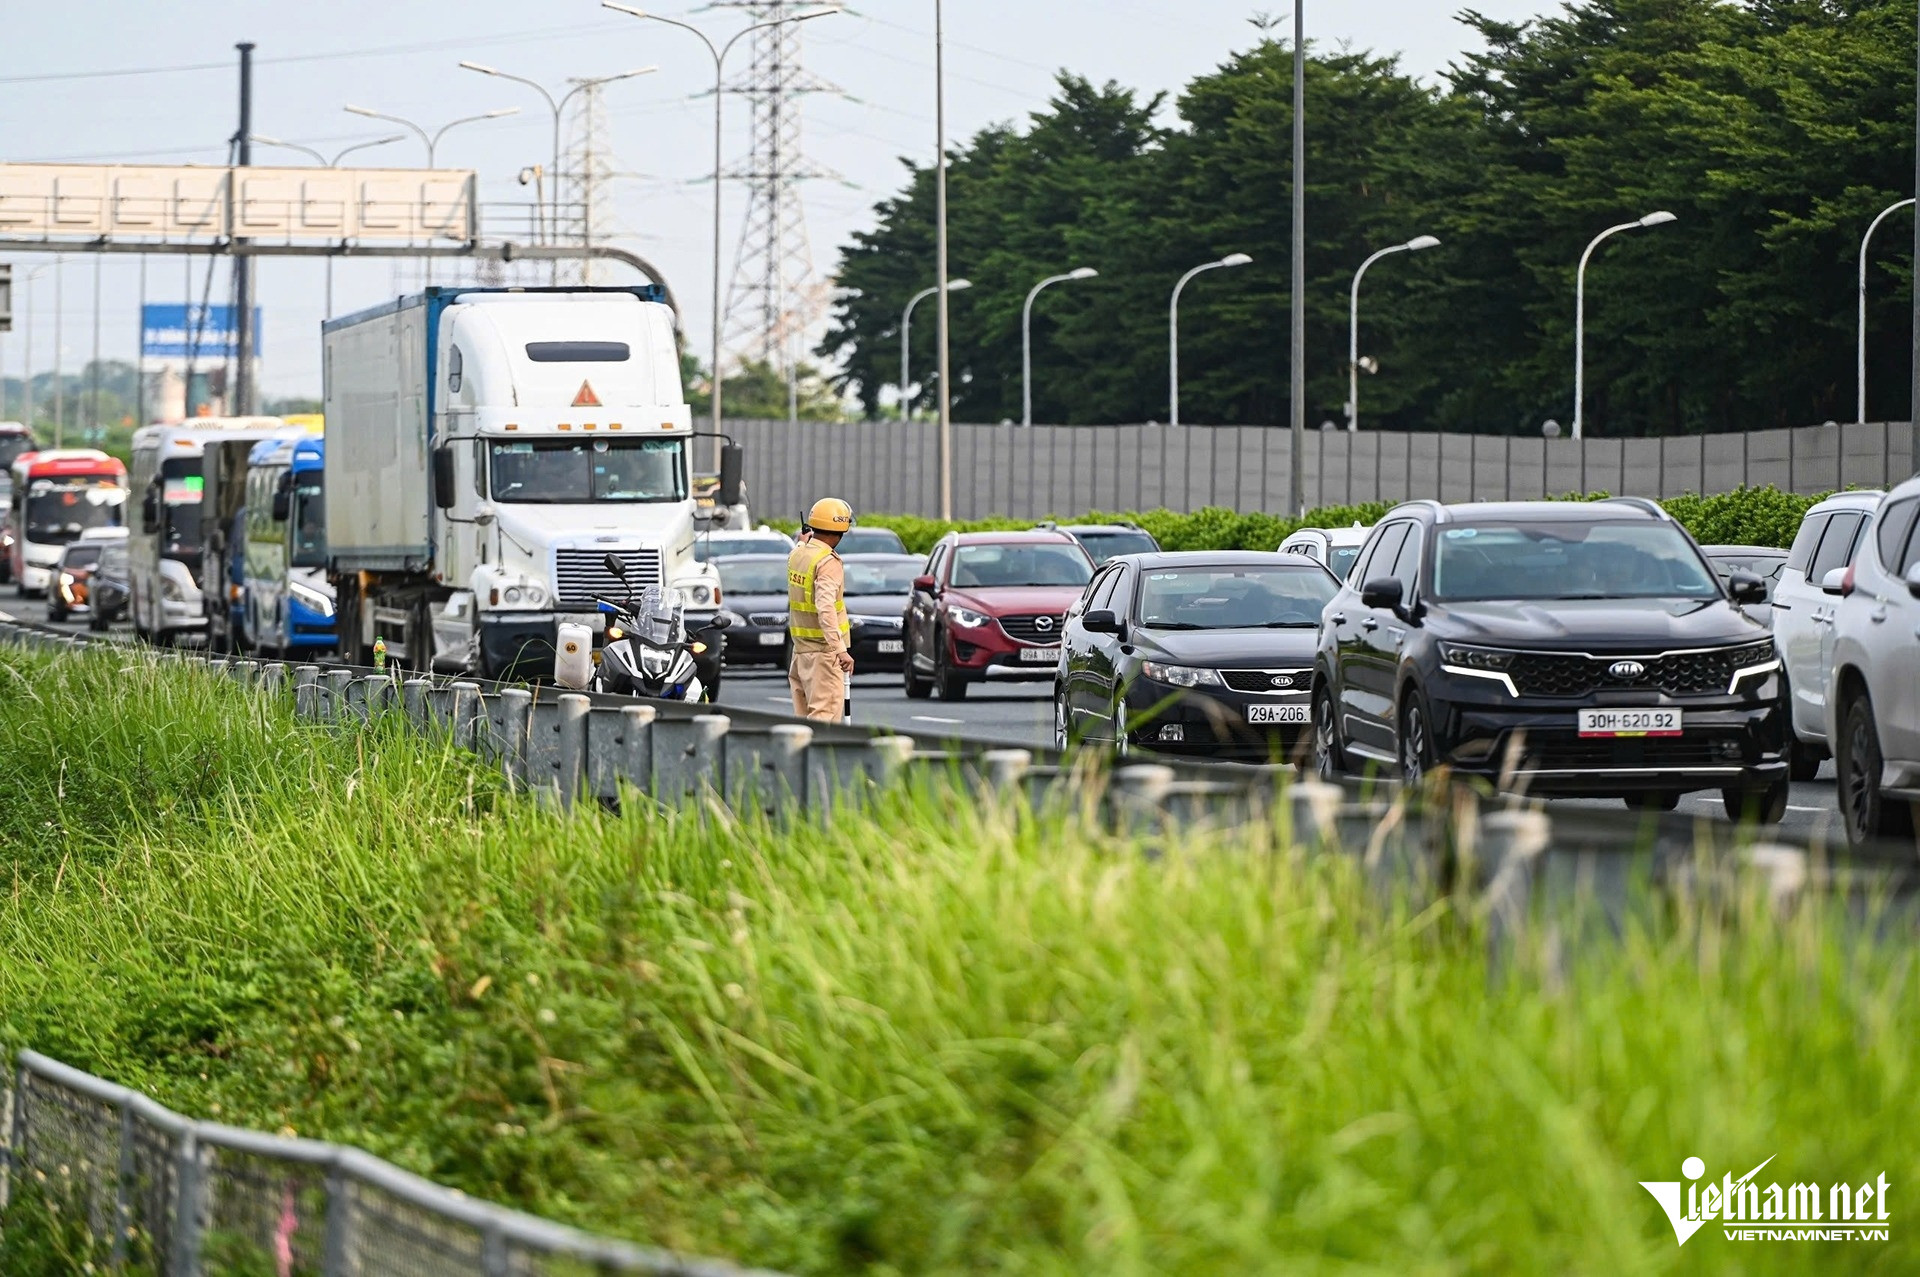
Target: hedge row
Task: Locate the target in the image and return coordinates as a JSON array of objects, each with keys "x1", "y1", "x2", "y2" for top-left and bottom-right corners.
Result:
[{"x1": 770, "y1": 486, "x2": 1826, "y2": 556}]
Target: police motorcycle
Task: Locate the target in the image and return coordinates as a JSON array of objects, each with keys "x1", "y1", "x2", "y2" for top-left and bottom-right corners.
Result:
[{"x1": 557, "y1": 554, "x2": 729, "y2": 701}]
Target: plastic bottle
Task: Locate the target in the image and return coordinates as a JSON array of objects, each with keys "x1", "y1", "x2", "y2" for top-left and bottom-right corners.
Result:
[{"x1": 372, "y1": 636, "x2": 387, "y2": 671}]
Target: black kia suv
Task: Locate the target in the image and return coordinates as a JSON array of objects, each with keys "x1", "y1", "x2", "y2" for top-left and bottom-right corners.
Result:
[{"x1": 1313, "y1": 498, "x2": 1790, "y2": 821}]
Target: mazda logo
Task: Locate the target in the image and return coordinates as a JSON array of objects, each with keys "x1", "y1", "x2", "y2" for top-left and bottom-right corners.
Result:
[
  {"x1": 1609, "y1": 659, "x2": 1646, "y2": 679},
  {"x1": 1035, "y1": 615, "x2": 1055, "y2": 632},
  {"x1": 1269, "y1": 673, "x2": 1293, "y2": 688}
]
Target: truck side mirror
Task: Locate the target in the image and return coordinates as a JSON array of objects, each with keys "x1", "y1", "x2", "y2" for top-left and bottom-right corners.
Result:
[
  {"x1": 603, "y1": 553, "x2": 628, "y2": 579},
  {"x1": 431, "y1": 447, "x2": 456, "y2": 511},
  {"x1": 141, "y1": 485, "x2": 159, "y2": 534},
  {"x1": 718, "y1": 443, "x2": 745, "y2": 509}
]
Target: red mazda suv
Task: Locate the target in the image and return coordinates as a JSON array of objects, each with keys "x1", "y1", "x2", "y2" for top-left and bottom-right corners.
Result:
[{"x1": 903, "y1": 530, "x2": 1095, "y2": 700}]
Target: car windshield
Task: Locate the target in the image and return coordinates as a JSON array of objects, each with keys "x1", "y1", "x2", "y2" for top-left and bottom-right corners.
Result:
[
  {"x1": 291, "y1": 473, "x2": 326, "y2": 568},
  {"x1": 1328, "y1": 544, "x2": 1364, "y2": 580},
  {"x1": 1708, "y1": 552, "x2": 1786, "y2": 584},
  {"x1": 98, "y1": 545, "x2": 128, "y2": 576},
  {"x1": 1431, "y1": 520, "x2": 1721, "y2": 602},
  {"x1": 839, "y1": 527, "x2": 907, "y2": 556},
  {"x1": 26, "y1": 480, "x2": 125, "y2": 544},
  {"x1": 1073, "y1": 530, "x2": 1158, "y2": 565},
  {"x1": 488, "y1": 439, "x2": 685, "y2": 503},
  {"x1": 845, "y1": 559, "x2": 922, "y2": 595},
  {"x1": 696, "y1": 534, "x2": 791, "y2": 562},
  {"x1": 716, "y1": 558, "x2": 789, "y2": 595},
  {"x1": 952, "y1": 542, "x2": 1092, "y2": 588},
  {"x1": 1137, "y1": 566, "x2": 1338, "y2": 629},
  {"x1": 61, "y1": 544, "x2": 104, "y2": 569}
]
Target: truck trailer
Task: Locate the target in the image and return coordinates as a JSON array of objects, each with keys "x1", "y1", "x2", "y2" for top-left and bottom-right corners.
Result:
[{"x1": 322, "y1": 286, "x2": 724, "y2": 678}]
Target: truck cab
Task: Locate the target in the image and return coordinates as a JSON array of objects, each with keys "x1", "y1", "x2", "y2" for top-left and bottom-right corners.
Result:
[{"x1": 325, "y1": 287, "x2": 721, "y2": 678}]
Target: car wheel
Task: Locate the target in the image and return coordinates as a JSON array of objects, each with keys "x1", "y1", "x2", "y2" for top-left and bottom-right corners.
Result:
[
  {"x1": 1837, "y1": 693, "x2": 1916, "y2": 849},
  {"x1": 1112, "y1": 702, "x2": 1131, "y2": 759},
  {"x1": 1786, "y1": 732, "x2": 1823, "y2": 783},
  {"x1": 903, "y1": 646, "x2": 931, "y2": 700},
  {"x1": 1627, "y1": 791, "x2": 1681, "y2": 812},
  {"x1": 1721, "y1": 778, "x2": 1788, "y2": 827},
  {"x1": 1052, "y1": 689, "x2": 1069, "y2": 750},
  {"x1": 47, "y1": 604, "x2": 65, "y2": 624},
  {"x1": 1312, "y1": 684, "x2": 1345, "y2": 782},
  {"x1": 935, "y1": 636, "x2": 968, "y2": 701},
  {"x1": 88, "y1": 611, "x2": 107, "y2": 633},
  {"x1": 1398, "y1": 688, "x2": 1435, "y2": 785}
]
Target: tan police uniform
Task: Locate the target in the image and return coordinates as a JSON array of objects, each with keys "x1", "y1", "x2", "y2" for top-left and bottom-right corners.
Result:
[{"x1": 787, "y1": 536, "x2": 850, "y2": 721}]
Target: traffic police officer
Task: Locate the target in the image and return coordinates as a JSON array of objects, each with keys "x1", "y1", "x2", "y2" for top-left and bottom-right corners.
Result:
[{"x1": 787, "y1": 497, "x2": 854, "y2": 721}]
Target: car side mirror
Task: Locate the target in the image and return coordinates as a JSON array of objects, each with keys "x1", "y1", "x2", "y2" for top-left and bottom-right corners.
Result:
[
  {"x1": 603, "y1": 553, "x2": 628, "y2": 579},
  {"x1": 431, "y1": 447, "x2": 456, "y2": 511},
  {"x1": 1081, "y1": 608, "x2": 1122, "y2": 636},
  {"x1": 1359, "y1": 576, "x2": 1403, "y2": 611},
  {"x1": 1726, "y1": 570, "x2": 1767, "y2": 604},
  {"x1": 1820, "y1": 567, "x2": 1851, "y2": 597},
  {"x1": 913, "y1": 574, "x2": 937, "y2": 594},
  {"x1": 1906, "y1": 565, "x2": 1920, "y2": 600},
  {"x1": 140, "y1": 485, "x2": 159, "y2": 534}
]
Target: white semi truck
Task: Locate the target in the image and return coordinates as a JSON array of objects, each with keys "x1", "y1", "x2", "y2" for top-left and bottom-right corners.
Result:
[{"x1": 322, "y1": 286, "x2": 730, "y2": 679}]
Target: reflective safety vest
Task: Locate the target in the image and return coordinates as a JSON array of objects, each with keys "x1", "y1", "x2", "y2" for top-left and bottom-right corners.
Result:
[{"x1": 787, "y1": 540, "x2": 850, "y2": 643}]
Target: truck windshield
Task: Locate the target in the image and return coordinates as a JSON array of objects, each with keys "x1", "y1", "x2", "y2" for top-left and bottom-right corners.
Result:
[
  {"x1": 291, "y1": 472, "x2": 327, "y2": 568},
  {"x1": 160, "y1": 458, "x2": 204, "y2": 558},
  {"x1": 488, "y1": 439, "x2": 686, "y2": 504},
  {"x1": 25, "y1": 480, "x2": 124, "y2": 544}
]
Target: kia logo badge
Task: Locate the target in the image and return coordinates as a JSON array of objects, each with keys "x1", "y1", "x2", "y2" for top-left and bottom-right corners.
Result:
[
  {"x1": 1609, "y1": 659, "x2": 1646, "y2": 679},
  {"x1": 1269, "y1": 673, "x2": 1293, "y2": 688},
  {"x1": 1035, "y1": 615, "x2": 1055, "y2": 632}
]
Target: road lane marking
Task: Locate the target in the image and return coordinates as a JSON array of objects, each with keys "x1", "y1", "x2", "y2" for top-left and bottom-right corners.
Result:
[{"x1": 911, "y1": 715, "x2": 964, "y2": 725}]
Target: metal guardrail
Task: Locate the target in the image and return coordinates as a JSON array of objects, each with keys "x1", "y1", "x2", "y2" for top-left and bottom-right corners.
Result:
[{"x1": 0, "y1": 1050, "x2": 787, "y2": 1277}]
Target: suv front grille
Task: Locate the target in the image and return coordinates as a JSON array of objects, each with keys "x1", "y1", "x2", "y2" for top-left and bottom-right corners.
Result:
[
  {"x1": 1000, "y1": 613, "x2": 1065, "y2": 644},
  {"x1": 554, "y1": 548, "x2": 663, "y2": 607},
  {"x1": 1221, "y1": 668, "x2": 1314, "y2": 695},
  {"x1": 1508, "y1": 643, "x2": 1772, "y2": 698}
]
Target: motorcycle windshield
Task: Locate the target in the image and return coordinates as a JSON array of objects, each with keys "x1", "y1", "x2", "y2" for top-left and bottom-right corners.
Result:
[{"x1": 633, "y1": 585, "x2": 680, "y2": 646}]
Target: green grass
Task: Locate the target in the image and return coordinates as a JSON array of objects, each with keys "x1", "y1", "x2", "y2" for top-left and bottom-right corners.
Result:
[
  {"x1": 2, "y1": 648, "x2": 1916, "y2": 1274},
  {"x1": 783, "y1": 486, "x2": 1829, "y2": 555}
]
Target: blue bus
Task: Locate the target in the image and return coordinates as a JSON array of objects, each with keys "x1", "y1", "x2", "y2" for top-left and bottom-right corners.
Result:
[{"x1": 241, "y1": 435, "x2": 335, "y2": 654}]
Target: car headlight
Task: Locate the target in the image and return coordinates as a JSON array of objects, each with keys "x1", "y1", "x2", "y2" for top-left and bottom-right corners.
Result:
[
  {"x1": 1140, "y1": 661, "x2": 1223, "y2": 688},
  {"x1": 1438, "y1": 643, "x2": 1515, "y2": 670},
  {"x1": 289, "y1": 581, "x2": 335, "y2": 618},
  {"x1": 1726, "y1": 640, "x2": 1780, "y2": 693},
  {"x1": 947, "y1": 605, "x2": 990, "y2": 629}
]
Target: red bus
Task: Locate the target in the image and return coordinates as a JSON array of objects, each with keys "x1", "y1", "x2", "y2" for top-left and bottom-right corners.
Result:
[{"x1": 9, "y1": 449, "x2": 129, "y2": 595}]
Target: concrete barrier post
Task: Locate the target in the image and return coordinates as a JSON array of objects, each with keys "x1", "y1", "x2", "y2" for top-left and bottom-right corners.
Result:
[
  {"x1": 293, "y1": 665, "x2": 322, "y2": 719},
  {"x1": 589, "y1": 703, "x2": 657, "y2": 803},
  {"x1": 654, "y1": 713, "x2": 731, "y2": 805},
  {"x1": 726, "y1": 723, "x2": 814, "y2": 817},
  {"x1": 450, "y1": 682, "x2": 484, "y2": 751},
  {"x1": 322, "y1": 669, "x2": 354, "y2": 723},
  {"x1": 1112, "y1": 765, "x2": 1177, "y2": 835},
  {"x1": 258, "y1": 662, "x2": 287, "y2": 698},
  {"x1": 980, "y1": 749, "x2": 1032, "y2": 801},
  {"x1": 1286, "y1": 780, "x2": 1344, "y2": 850},
  {"x1": 492, "y1": 689, "x2": 534, "y2": 789},
  {"x1": 403, "y1": 678, "x2": 433, "y2": 730},
  {"x1": 1477, "y1": 808, "x2": 1552, "y2": 948},
  {"x1": 1742, "y1": 843, "x2": 1809, "y2": 917},
  {"x1": 550, "y1": 694, "x2": 591, "y2": 808},
  {"x1": 231, "y1": 659, "x2": 260, "y2": 686}
]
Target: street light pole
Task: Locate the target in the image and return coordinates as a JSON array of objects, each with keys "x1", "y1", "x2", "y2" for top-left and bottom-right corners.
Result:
[
  {"x1": 1347, "y1": 234, "x2": 1438, "y2": 433},
  {"x1": 1169, "y1": 253, "x2": 1252, "y2": 428},
  {"x1": 344, "y1": 104, "x2": 519, "y2": 168},
  {"x1": 935, "y1": 0, "x2": 953, "y2": 517},
  {"x1": 1858, "y1": 197, "x2": 1914, "y2": 425},
  {"x1": 600, "y1": 3, "x2": 839, "y2": 469},
  {"x1": 253, "y1": 134, "x2": 408, "y2": 315},
  {"x1": 1288, "y1": 0, "x2": 1306, "y2": 516},
  {"x1": 460, "y1": 62, "x2": 655, "y2": 285},
  {"x1": 1022, "y1": 268, "x2": 1097, "y2": 427},
  {"x1": 1573, "y1": 210, "x2": 1676, "y2": 440},
  {"x1": 901, "y1": 278, "x2": 970, "y2": 421}
]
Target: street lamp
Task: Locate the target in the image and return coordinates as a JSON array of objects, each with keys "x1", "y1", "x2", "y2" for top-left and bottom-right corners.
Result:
[
  {"x1": 251, "y1": 133, "x2": 408, "y2": 168},
  {"x1": 344, "y1": 104, "x2": 519, "y2": 168},
  {"x1": 1347, "y1": 234, "x2": 1438, "y2": 433},
  {"x1": 1168, "y1": 253, "x2": 1251, "y2": 428},
  {"x1": 1858, "y1": 197, "x2": 1914, "y2": 424},
  {"x1": 1022, "y1": 267, "x2": 1097, "y2": 427},
  {"x1": 1573, "y1": 210, "x2": 1675, "y2": 439},
  {"x1": 901, "y1": 278, "x2": 970, "y2": 421},
  {"x1": 600, "y1": 3, "x2": 840, "y2": 461},
  {"x1": 459, "y1": 60, "x2": 655, "y2": 281}
]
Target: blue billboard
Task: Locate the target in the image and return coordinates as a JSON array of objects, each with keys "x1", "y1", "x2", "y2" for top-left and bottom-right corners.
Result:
[{"x1": 140, "y1": 304, "x2": 263, "y2": 359}]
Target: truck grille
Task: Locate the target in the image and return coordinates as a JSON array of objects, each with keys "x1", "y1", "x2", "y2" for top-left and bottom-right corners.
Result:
[
  {"x1": 1221, "y1": 668, "x2": 1314, "y2": 695},
  {"x1": 1508, "y1": 643, "x2": 1772, "y2": 698},
  {"x1": 999, "y1": 614, "x2": 1065, "y2": 644},
  {"x1": 554, "y1": 547, "x2": 663, "y2": 607}
]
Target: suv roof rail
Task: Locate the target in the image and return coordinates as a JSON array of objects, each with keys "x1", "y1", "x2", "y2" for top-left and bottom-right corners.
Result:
[
  {"x1": 1388, "y1": 498, "x2": 1450, "y2": 524},
  {"x1": 1034, "y1": 519, "x2": 1058, "y2": 530},
  {"x1": 1596, "y1": 495, "x2": 1670, "y2": 520}
]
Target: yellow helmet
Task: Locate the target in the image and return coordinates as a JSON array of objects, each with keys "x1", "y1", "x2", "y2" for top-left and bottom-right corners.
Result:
[{"x1": 806, "y1": 497, "x2": 854, "y2": 534}]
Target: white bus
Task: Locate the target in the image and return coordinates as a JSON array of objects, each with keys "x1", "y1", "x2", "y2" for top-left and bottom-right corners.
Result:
[{"x1": 127, "y1": 417, "x2": 299, "y2": 643}]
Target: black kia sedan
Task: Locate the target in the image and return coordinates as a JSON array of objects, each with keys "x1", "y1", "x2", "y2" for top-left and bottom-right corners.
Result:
[
  {"x1": 843, "y1": 553, "x2": 921, "y2": 671},
  {"x1": 1054, "y1": 551, "x2": 1339, "y2": 760},
  {"x1": 713, "y1": 554, "x2": 794, "y2": 667},
  {"x1": 1313, "y1": 498, "x2": 1789, "y2": 821}
]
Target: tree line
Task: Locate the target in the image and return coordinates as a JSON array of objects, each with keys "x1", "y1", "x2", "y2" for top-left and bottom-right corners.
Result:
[{"x1": 820, "y1": 0, "x2": 1918, "y2": 436}]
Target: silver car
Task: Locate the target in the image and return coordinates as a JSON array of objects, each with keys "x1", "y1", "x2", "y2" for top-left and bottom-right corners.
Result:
[
  {"x1": 1823, "y1": 474, "x2": 1920, "y2": 849},
  {"x1": 1771, "y1": 491, "x2": 1883, "y2": 780}
]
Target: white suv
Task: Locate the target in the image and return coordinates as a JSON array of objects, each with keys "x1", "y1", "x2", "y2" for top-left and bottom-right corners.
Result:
[
  {"x1": 1824, "y1": 474, "x2": 1920, "y2": 849},
  {"x1": 1772, "y1": 491, "x2": 1883, "y2": 780}
]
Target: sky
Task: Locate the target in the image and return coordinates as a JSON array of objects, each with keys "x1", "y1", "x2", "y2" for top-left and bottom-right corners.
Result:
[{"x1": 0, "y1": 0, "x2": 1559, "y2": 407}]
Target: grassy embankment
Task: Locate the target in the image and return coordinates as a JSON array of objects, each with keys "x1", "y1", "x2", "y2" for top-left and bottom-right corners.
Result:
[
  {"x1": 772, "y1": 484, "x2": 1824, "y2": 555},
  {"x1": 1, "y1": 647, "x2": 1915, "y2": 1274}
]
